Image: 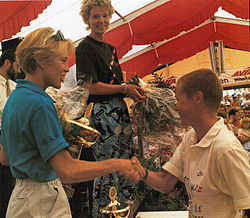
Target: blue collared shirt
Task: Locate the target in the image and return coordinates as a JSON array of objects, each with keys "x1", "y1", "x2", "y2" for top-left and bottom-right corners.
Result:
[{"x1": 1, "y1": 79, "x2": 68, "y2": 182}]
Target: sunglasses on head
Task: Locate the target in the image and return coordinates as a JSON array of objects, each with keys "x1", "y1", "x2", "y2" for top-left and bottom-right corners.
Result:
[
  {"x1": 42, "y1": 30, "x2": 65, "y2": 46},
  {"x1": 53, "y1": 30, "x2": 65, "y2": 41}
]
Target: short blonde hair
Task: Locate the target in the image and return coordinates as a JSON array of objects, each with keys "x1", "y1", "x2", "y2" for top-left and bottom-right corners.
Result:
[
  {"x1": 16, "y1": 27, "x2": 74, "y2": 75},
  {"x1": 80, "y1": 0, "x2": 115, "y2": 30}
]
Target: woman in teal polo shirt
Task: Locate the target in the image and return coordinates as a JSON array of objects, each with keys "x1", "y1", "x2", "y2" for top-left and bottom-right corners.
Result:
[{"x1": 0, "y1": 27, "x2": 143, "y2": 218}]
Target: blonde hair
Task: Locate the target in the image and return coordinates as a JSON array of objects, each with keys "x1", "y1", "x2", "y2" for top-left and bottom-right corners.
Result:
[
  {"x1": 16, "y1": 27, "x2": 74, "y2": 75},
  {"x1": 80, "y1": 0, "x2": 114, "y2": 30},
  {"x1": 242, "y1": 117, "x2": 250, "y2": 125}
]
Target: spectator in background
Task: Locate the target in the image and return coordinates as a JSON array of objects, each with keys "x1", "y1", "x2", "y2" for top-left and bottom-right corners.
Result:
[
  {"x1": 244, "y1": 106, "x2": 250, "y2": 118},
  {"x1": 217, "y1": 104, "x2": 227, "y2": 118},
  {"x1": 238, "y1": 93, "x2": 243, "y2": 106},
  {"x1": 228, "y1": 108, "x2": 241, "y2": 128},
  {"x1": 238, "y1": 108, "x2": 245, "y2": 123},
  {"x1": 223, "y1": 94, "x2": 232, "y2": 106},
  {"x1": 231, "y1": 95, "x2": 241, "y2": 107},
  {"x1": 242, "y1": 93, "x2": 250, "y2": 107},
  {"x1": 238, "y1": 117, "x2": 250, "y2": 154},
  {"x1": 0, "y1": 49, "x2": 21, "y2": 218}
]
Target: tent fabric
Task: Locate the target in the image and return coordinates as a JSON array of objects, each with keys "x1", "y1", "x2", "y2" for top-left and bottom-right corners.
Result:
[
  {"x1": 215, "y1": 21, "x2": 250, "y2": 51},
  {"x1": 105, "y1": 0, "x2": 219, "y2": 59},
  {"x1": 0, "y1": 0, "x2": 52, "y2": 42},
  {"x1": 104, "y1": 0, "x2": 249, "y2": 59},
  {"x1": 120, "y1": 20, "x2": 250, "y2": 79},
  {"x1": 220, "y1": 0, "x2": 249, "y2": 20}
]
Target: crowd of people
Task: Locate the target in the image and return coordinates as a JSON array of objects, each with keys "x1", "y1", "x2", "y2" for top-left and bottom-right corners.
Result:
[
  {"x1": 218, "y1": 88, "x2": 250, "y2": 155},
  {"x1": 0, "y1": 0, "x2": 249, "y2": 218}
]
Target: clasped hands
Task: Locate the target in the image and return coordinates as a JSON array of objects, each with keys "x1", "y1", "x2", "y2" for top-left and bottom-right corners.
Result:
[{"x1": 117, "y1": 156, "x2": 147, "y2": 183}]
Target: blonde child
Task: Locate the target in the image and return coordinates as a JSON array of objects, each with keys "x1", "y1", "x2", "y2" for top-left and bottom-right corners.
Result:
[{"x1": 238, "y1": 117, "x2": 250, "y2": 154}]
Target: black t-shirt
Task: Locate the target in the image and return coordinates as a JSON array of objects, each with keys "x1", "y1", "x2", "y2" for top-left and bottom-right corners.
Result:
[{"x1": 76, "y1": 36, "x2": 124, "y2": 103}]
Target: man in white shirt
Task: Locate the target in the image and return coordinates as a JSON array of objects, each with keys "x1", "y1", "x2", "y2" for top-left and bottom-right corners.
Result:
[
  {"x1": 135, "y1": 69, "x2": 250, "y2": 218},
  {"x1": 0, "y1": 49, "x2": 21, "y2": 127},
  {"x1": 0, "y1": 49, "x2": 20, "y2": 218}
]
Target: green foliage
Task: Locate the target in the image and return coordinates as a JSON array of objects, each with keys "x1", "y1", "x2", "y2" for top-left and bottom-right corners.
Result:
[
  {"x1": 126, "y1": 72, "x2": 140, "y2": 86},
  {"x1": 149, "y1": 71, "x2": 170, "y2": 88}
]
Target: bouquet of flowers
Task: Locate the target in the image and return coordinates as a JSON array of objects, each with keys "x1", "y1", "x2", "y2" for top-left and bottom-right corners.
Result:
[
  {"x1": 46, "y1": 78, "x2": 91, "y2": 149},
  {"x1": 128, "y1": 73, "x2": 188, "y2": 211},
  {"x1": 128, "y1": 73, "x2": 184, "y2": 160}
]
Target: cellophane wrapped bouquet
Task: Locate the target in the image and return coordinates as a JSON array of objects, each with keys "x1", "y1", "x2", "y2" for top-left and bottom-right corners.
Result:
[
  {"x1": 46, "y1": 77, "x2": 91, "y2": 147},
  {"x1": 128, "y1": 73, "x2": 188, "y2": 211},
  {"x1": 128, "y1": 73, "x2": 185, "y2": 165}
]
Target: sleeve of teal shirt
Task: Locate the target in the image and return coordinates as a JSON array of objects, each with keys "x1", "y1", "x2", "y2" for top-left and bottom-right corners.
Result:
[{"x1": 31, "y1": 102, "x2": 69, "y2": 162}]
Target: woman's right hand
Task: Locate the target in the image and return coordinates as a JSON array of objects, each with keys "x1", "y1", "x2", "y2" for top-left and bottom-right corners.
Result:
[{"x1": 123, "y1": 84, "x2": 146, "y2": 102}]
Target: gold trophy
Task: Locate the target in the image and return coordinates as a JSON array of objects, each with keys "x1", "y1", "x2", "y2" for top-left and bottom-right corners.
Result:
[
  {"x1": 67, "y1": 102, "x2": 101, "y2": 159},
  {"x1": 100, "y1": 186, "x2": 131, "y2": 218},
  {"x1": 63, "y1": 103, "x2": 101, "y2": 198}
]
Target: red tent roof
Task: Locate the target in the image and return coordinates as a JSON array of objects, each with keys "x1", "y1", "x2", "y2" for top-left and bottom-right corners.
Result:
[
  {"x1": 0, "y1": 0, "x2": 52, "y2": 42},
  {"x1": 104, "y1": 0, "x2": 249, "y2": 59},
  {"x1": 119, "y1": 18, "x2": 250, "y2": 79}
]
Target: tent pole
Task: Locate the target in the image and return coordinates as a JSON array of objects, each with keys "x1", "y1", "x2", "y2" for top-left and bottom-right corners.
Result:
[{"x1": 115, "y1": 10, "x2": 126, "y2": 21}]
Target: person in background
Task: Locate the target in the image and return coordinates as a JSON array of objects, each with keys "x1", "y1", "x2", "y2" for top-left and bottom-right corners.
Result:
[
  {"x1": 0, "y1": 49, "x2": 21, "y2": 218},
  {"x1": 217, "y1": 104, "x2": 227, "y2": 118},
  {"x1": 238, "y1": 117, "x2": 250, "y2": 155},
  {"x1": 223, "y1": 94, "x2": 232, "y2": 106},
  {"x1": 75, "y1": 0, "x2": 146, "y2": 217},
  {"x1": 0, "y1": 49, "x2": 20, "y2": 128},
  {"x1": 238, "y1": 108, "x2": 245, "y2": 123},
  {"x1": 228, "y1": 108, "x2": 241, "y2": 137},
  {"x1": 134, "y1": 69, "x2": 250, "y2": 217},
  {"x1": 244, "y1": 106, "x2": 250, "y2": 118},
  {"x1": 0, "y1": 27, "x2": 143, "y2": 218},
  {"x1": 242, "y1": 93, "x2": 250, "y2": 107}
]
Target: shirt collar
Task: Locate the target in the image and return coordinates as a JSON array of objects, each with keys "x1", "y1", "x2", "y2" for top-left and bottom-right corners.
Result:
[
  {"x1": 0, "y1": 75, "x2": 16, "y2": 88},
  {"x1": 0, "y1": 75, "x2": 7, "y2": 84},
  {"x1": 190, "y1": 117, "x2": 224, "y2": 148},
  {"x1": 16, "y1": 79, "x2": 55, "y2": 103}
]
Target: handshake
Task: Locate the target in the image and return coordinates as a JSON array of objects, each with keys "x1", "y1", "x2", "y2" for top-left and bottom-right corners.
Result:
[{"x1": 117, "y1": 156, "x2": 148, "y2": 183}]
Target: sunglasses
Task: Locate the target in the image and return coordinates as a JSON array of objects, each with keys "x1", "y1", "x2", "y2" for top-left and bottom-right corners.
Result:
[
  {"x1": 53, "y1": 30, "x2": 65, "y2": 41},
  {"x1": 42, "y1": 30, "x2": 65, "y2": 46}
]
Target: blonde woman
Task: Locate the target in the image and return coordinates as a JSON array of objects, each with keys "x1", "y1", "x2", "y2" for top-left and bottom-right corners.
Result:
[{"x1": 0, "y1": 27, "x2": 143, "y2": 218}]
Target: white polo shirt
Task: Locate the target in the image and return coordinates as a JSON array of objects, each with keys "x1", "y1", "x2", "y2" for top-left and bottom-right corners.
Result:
[{"x1": 163, "y1": 118, "x2": 250, "y2": 218}]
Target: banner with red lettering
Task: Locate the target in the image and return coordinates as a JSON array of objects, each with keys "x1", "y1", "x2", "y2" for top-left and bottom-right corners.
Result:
[{"x1": 220, "y1": 66, "x2": 250, "y2": 89}]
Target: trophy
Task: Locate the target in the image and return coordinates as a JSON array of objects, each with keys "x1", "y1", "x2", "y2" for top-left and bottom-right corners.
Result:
[
  {"x1": 67, "y1": 102, "x2": 101, "y2": 159},
  {"x1": 63, "y1": 103, "x2": 101, "y2": 198},
  {"x1": 100, "y1": 187, "x2": 131, "y2": 218}
]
